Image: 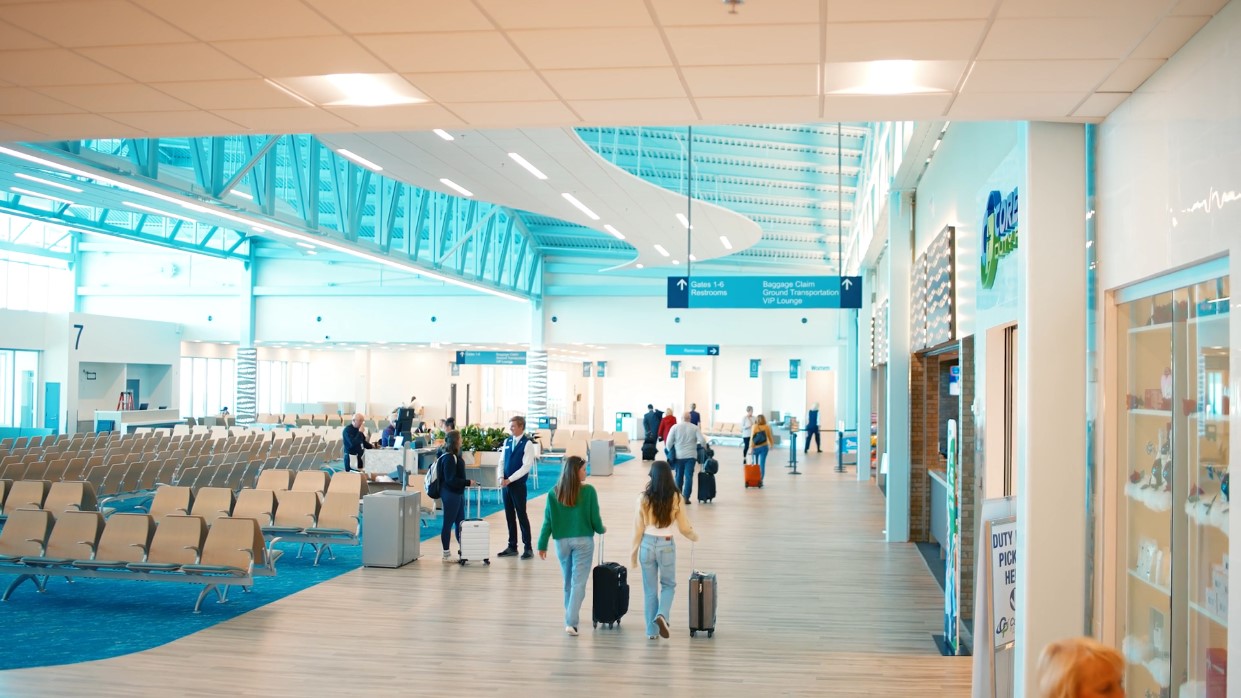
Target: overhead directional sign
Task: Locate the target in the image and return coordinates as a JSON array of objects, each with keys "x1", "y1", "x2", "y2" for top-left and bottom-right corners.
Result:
[
  {"x1": 666, "y1": 344, "x2": 720, "y2": 356},
  {"x1": 455, "y1": 351, "x2": 527, "y2": 365},
  {"x1": 667, "y1": 275, "x2": 863, "y2": 309}
]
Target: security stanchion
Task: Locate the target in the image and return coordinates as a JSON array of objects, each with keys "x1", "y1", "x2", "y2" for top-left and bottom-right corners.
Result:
[{"x1": 788, "y1": 431, "x2": 800, "y2": 475}]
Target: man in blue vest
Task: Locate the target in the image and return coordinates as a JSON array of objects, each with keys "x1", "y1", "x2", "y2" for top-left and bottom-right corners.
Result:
[{"x1": 498, "y1": 415, "x2": 539, "y2": 559}]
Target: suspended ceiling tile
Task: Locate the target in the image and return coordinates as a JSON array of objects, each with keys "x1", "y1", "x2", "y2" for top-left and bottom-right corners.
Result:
[
  {"x1": 0, "y1": 86, "x2": 82, "y2": 115},
  {"x1": 305, "y1": 0, "x2": 492, "y2": 33},
  {"x1": 0, "y1": 0, "x2": 192, "y2": 47},
  {"x1": 947, "y1": 91, "x2": 1084, "y2": 119},
  {"x1": 823, "y1": 21, "x2": 988, "y2": 61},
  {"x1": 0, "y1": 18, "x2": 54, "y2": 49},
  {"x1": 448, "y1": 100, "x2": 579, "y2": 127},
  {"x1": 323, "y1": 103, "x2": 465, "y2": 129},
  {"x1": 822, "y1": 93, "x2": 953, "y2": 121},
  {"x1": 1097, "y1": 58, "x2": 1166, "y2": 92},
  {"x1": 213, "y1": 36, "x2": 390, "y2": 76},
  {"x1": 1071, "y1": 91, "x2": 1130, "y2": 119},
  {"x1": 695, "y1": 95, "x2": 819, "y2": 122},
  {"x1": 962, "y1": 60, "x2": 1116, "y2": 93},
  {"x1": 826, "y1": 0, "x2": 994, "y2": 22},
  {"x1": 103, "y1": 109, "x2": 246, "y2": 136},
  {"x1": 0, "y1": 49, "x2": 129, "y2": 87},
  {"x1": 35, "y1": 83, "x2": 196, "y2": 112},
  {"x1": 406, "y1": 71, "x2": 556, "y2": 103},
  {"x1": 683, "y1": 64, "x2": 819, "y2": 98},
  {"x1": 542, "y1": 67, "x2": 686, "y2": 100},
  {"x1": 357, "y1": 32, "x2": 528, "y2": 73},
  {"x1": 506, "y1": 28, "x2": 672, "y2": 70},
  {"x1": 0, "y1": 118, "x2": 47, "y2": 140},
  {"x1": 664, "y1": 25, "x2": 820, "y2": 66},
  {"x1": 997, "y1": 0, "x2": 1167, "y2": 20},
  {"x1": 80, "y1": 43, "x2": 256, "y2": 83},
  {"x1": 652, "y1": 0, "x2": 818, "y2": 25},
  {"x1": 476, "y1": 0, "x2": 653, "y2": 29},
  {"x1": 1170, "y1": 0, "x2": 1230, "y2": 16},
  {"x1": 210, "y1": 106, "x2": 356, "y2": 132},
  {"x1": 152, "y1": 78, "x2": 308, "y2": 110},
  {"x1": 3, "y1": 112, "x2": 139, "y2": 138},
  {"x1": 569, "y1": 97, "x2": 698, "y2": 125},
  {"x1": 978, "y1": 18, "x2": 1150, "y2": 60},
  {"x1": 134, "y1": 0, "x2": 340, "y2": 41},
  {"x1": 1130, "y1": 16, "x2": 1212, "y2": 59}
]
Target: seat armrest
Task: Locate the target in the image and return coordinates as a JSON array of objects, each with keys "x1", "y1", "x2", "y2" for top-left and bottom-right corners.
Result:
[{"x1": 76, "y1": 540, "x2": 99, "y2": 554}]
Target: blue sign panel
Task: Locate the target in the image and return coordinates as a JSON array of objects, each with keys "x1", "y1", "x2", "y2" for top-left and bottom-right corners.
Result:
[
  {"x1": 455, "y1": 351, "x2": 527, "y2": 365},
  {"x1": 666, "y1": 344, "x2": 720, "y2": 356},
  {"x1": 749, "y1": 359, "x2": 760, "y2": 378},
  {"x1": 667, "y1": 275, "x2": 862, "y2": 309},
  {"x1": 582, "y1": 361, "x2": 592, "y2": 377},
  {"x1": 670, "y1": 361, "x2": 680, "y2": 378},
  {"x1": 596, "y1": 361, "x2": 607, "y2": 378},
  {"x1": 789, "y1": 359, "x2": 801, "y2": 379}
]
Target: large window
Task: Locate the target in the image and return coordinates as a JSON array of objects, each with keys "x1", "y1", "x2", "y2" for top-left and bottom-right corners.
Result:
[
  {"x1": 0, "y1": 215, "x2": 74, "y2": 313},
  {"x1": 0, "y1": 349, "x2": 40, "y2": 428},
  {"x1": 179, "y1": 357, "x2": 235, "y2": 418},
  {"x1": 257, "y1": 360, "x2": 308, "y2": 415}
]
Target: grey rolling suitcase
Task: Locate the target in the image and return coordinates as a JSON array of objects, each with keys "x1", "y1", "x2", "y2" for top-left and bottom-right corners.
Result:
[
  {"x1": 458, "y1": 486, "x2": 490, "y2": 566},
  {"x1": 688, "y1": 545, "x2": 717, "y2": 637}
]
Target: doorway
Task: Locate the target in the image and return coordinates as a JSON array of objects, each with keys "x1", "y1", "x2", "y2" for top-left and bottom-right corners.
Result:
[
  {"x1": 806, "y1": 369, "x2": 836, "y2": 448},
  {"x1": 683, "y1": 368, "x2": 709, "y2": 425}
]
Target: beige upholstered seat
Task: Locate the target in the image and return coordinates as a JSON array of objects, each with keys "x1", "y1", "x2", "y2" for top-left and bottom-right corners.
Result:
[
  {"x1": 22, "y1": 511, "x2": 106, "y2": 566},
  {"x1": 190, "y1": 487, "x2": 235, "y2": 527},
  {"x1": 232, "y1": 489, "x2": 276, "y2": 527},
  {"x1": 128, "y1": 515, "x2": 207, "y2": 571},
  {"x1": 73, "y1": 513, "x2": 154, "y2": 569},
  {"x1": 255, "y1": 469, "x2": 294, "y2": 491},
  {"x1": 0, "y1": 508, "x2": 54, "y2": 562},
  {"x1": 43, "y1": 481, "x2": 98, "y2": 519}
]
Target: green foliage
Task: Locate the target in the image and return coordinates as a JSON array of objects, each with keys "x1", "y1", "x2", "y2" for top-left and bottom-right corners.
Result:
[{"x1": 460, "y1": 425, "x2": 509, "y2": 452}]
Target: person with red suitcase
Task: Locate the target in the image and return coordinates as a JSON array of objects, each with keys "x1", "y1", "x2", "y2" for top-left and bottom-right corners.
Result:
[{"x1": 747, "y1": 415, "x2": 773, "y2": 488}]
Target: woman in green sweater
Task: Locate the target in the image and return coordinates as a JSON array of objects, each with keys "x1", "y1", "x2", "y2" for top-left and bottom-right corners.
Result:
[{"x1": 537, "y1": 455, "x2": 606, "y2": 636}]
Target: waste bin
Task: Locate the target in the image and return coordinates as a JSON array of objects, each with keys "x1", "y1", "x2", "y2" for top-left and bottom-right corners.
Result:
[{"x1": 362, "y1": 491, "x2": 421, "y2": 568}]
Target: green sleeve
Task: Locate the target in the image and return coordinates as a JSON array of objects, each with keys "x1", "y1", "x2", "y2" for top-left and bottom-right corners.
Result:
[
  {"x1": 537, "y1": 496, "x2": 554, "y2": 551},
  {"x1": 588, "y1": 486, "x2": 606, "y2": 534}
]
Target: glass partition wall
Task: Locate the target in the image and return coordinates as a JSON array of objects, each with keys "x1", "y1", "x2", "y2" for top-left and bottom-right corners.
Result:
[{"x1": 1116, "y1": 274, "x2": 1230, "y2": 697}]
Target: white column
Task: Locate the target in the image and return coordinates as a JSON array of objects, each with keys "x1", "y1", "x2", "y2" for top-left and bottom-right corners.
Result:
[
  {"x1": 527, "y1": 300, "x2": 548, "y2": 424},
  {"x1": 886, "y1": 189, "x2": 913, "y2": 542},
  {"x1": 858, "y1": 270, "x2": 874, "y2": 481},
  {"x1": 1014, "y1": 122, "x2": 1088, "y2": 694},
  {"x1": 235, "y1": 256, "x2": 257, "y2": 425}
]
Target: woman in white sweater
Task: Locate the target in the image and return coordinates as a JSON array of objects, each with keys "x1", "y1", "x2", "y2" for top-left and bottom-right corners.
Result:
[{"x1": 631, "y1": 460, "x2": 699, "y2": 640}]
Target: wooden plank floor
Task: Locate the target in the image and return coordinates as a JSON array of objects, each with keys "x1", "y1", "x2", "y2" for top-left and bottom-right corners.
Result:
[{"x1": 0, "y1": 447, "x2": 972, "y2": 696}]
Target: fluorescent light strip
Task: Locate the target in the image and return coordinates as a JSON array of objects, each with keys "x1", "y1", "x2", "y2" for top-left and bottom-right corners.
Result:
[
  {"x1": 603, "y1": 224, "x2": 625, "y2": 240},
  {"x1": 440, "y1": 178, "x2": 474, "y2": 197},
  {"x1": 336, "y1": 149, "x2": 383, "y2": 172},
  {"x1": 0, "y1": 145, "x2": 526, "y2": 302},
  {"x1": 672, "y1": 259, "x2": 680, "y2": 265},
  {"x1": 719, "y1": 235, "x2": 733, "y2": 250},
  {"x1": 689, "y1": 254, "x2": 697, "y2": 262},
  {"x1": 654, "y1": 244, "x2": 670, "y2": 257},
  {"x1": 10, "y1": 186, "x2": 76, "y2": 205},
  {"x1": 296, "y1": 242, "x2": 316, "y2": 249},
  {"x1": 229, "y1": 190, "x2": 253, "y2": 200},
  {"x1": 508, "y1": 152, "x2": 548, "y2": 180},
  {"x1": 14, "y1": 172, "x2": 82, "y2": 193},
  {"x1": 433, "y1": 129, "x2": 455, "y2": 141},
  {"x1": 676, "y1": 213, "x2": 692, "y2": 229},
  {"x1": 122, "y1": 200, "x2": 197, "y2": 223},
  {"x1": 561, "y1": 192, "x2": 599, "y2": 220}
]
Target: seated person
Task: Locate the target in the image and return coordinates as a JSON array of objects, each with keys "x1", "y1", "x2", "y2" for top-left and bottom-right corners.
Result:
[{"x1": 380, "y1": 418, "x2": 398, "y2": 447}]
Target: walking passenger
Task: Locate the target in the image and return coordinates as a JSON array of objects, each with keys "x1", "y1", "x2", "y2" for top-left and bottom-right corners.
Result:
[
  {"x1": 804, "y1": 402, "x2": 822, "y2": 454},
  {"x1": 657, "y1": 408, "x2": 677, "y2": 444},
  {"x1": 438, "y1": 430, "x2": 475, "y2": 561},
  {"x1": 632, "y1": 460, "x2": 698, "y2": 641},
  {"x1": 537, "y1": 455, "x2": 606, "y2": 637},
  {"x1": 741, "y1": 406, "x2": 755, "y2": 460},
  {"x1": 750, "y1": 414, "x2": 774, "y2": 485},
  {"x1": 665, "y1": 411, "x2": 707, "y2": 503}
]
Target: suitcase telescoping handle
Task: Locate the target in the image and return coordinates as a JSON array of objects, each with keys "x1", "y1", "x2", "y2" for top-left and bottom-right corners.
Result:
[
  {"x1": 597, "y1": 533, "x2": 604, "y2": 565},
  {"x1": 469, "y1": 484, "x2": 483, "y2": 518}
]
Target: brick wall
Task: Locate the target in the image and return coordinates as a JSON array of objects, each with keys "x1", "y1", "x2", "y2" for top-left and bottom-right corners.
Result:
[
  {"x1": 958, "y1": 337, "x2": 977, "y2": 628},
  {"x1": 909, "y1": 353, "x2": 938, "y2": 541}
]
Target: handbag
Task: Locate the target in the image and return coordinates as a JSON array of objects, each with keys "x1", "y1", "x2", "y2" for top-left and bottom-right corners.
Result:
[{"x1": 752, "y1": 429, "x2": 768, "y2": 447}]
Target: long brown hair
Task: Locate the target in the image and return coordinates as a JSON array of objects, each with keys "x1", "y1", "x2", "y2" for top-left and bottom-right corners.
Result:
[
  {"x1": 556, "y1": 455, "x2": 585, "y2": 507},
  {"x1": 643, "y1": 460, "x2": 678, "y2": 527},
  {"x1": 444, "y1": 429, "x2": 461, "y2": 456}
]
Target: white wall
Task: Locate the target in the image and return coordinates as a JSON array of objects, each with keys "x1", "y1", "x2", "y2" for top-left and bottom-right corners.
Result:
[{"x1": 1097, "y1": 4, "x2": 1241, "y2": 695}]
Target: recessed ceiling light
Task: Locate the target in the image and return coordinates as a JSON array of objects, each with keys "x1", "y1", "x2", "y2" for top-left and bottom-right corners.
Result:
[
  {"x1": 825, "y1": 59, "x2": 959, "y2": 95},
  {"x1": 636, "y1": 263, "x2": 644, "y2": 269},
  {"x1": 672, "y1": 259, "x2": 680, "y2": 265},
  {"x1": 336, "y1": 149, "x2": 383, "y2": 172},
  {"x1": 306, "y1": 250, "x2": 317, "y2": 255},
  {"x1": 122, "y1": 200, "x2": 196, "y2": 223},
  {"x1": 433, "y1": 129, "x2": 455, "y2": 141},
  {"x1": 271, "y1": 73, "x2": 427, "y2": 107},
  {"x1": 508, "y1": 152, "x2": 548, "y2": 180},
  {"x1": 719, "y1": 236, "x2": 733, "y2": 250},
  {"x1": 561, "y1": 192, "x2": 599, "y2": 220},
  {"x1": 14, "y1": 173, "x2": 81, "y2": 193},
  {"x1": 654, "y1": 244, "x2": 670, "y2": 257},
  {"x1": 11, "y1": 186, "x2": 75, "y2": 205},
  {"x1": 440, "y1": 178, "x2": 474, "y2": 197},
  {"x1": 689, "y1": 254, "x2": 697, "y2": 261},
  {"x1": 603, "y1": 224, "x2": 625, "y2": 240},
  {"x1": 676, "y1": 213, "x2": 692, "y2": 229}
]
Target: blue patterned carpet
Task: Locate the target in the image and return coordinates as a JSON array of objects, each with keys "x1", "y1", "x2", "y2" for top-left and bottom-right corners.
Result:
[{"x1": 0, "y1": 459, "x2": 593, "y2": 670}]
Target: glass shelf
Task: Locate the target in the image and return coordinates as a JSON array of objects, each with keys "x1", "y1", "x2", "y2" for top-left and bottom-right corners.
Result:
[
  {"x1": 1189, "y1": 601, "x2": 1228, "y2": 628},
  {"x1": 1129, "y1": 568, "x2": 1172, "y2": 596}
]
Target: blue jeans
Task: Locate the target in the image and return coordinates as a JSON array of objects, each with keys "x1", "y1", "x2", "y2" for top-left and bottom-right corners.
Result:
[
  {"x1": 439, "y1": 489, "x2": 465, "y2": 551},
  {"x1": 639, "y1": 534, "x2": 677, "y2": 637},
  {"x1": 556, "y1": 536, "x2": 595, "y2": 628},
  {"x1": 672, "y1": 458, "x2": 696, "y2": 501},
  {"x1": 752, "y1": 445, "x2": 769, "y2": 480}
]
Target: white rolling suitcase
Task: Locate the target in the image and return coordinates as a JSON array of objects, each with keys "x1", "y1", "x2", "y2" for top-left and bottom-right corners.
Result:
[{"x1": 458, "y1": 486, "x2": 490, "y2": 566}]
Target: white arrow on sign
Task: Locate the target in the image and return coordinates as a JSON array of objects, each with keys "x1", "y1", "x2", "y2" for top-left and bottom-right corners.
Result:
[
  {"x1": 677, "y1": 278, "x2": 688, "y2": 290},
  {"x1": 841, "y1": 278, "x2": 853, "y2": 290},
  {"x1": 708, "y1": 346, "x2": 718, "y2": 355}
]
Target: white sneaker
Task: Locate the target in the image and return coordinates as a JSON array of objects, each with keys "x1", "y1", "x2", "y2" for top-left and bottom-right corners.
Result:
[
  {"x1": 647, "y1": 634, "x2": 658, "y2": 640},
  {"x1": 442, "y1": 550, "x2": 452, "y2": 562},
  {"x1": 565, "y1": 626, "x2": 578, "y2": 636}
]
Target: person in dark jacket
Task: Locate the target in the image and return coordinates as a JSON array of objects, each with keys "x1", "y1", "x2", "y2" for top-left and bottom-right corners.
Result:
[
  {"x1": 688, "y1": 403, "x2": 700, "y2": 426},
  {"x1": 438, "y1": 429, "x2": 476, "y2": 561},
  {"x1": 341, "y1": 413, "x2": 374, "y2": 472},
  {"x1": 380, "y1": 416, "x2": 398, "y2": 447},
  {"x1": 804, "y1": 402, "x2": 822, "y2": 454},
  {"x1": 642, "y1": 404, "x2": 661, "y2": 441}
]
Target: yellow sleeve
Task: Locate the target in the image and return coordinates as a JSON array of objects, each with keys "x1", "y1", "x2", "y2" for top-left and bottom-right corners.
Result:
[
  {"x1": 631, "y1": 495, "x2": 646, "y2": 568},
  {"x1": 675, "y1": 496, "x2": 699, "y2": 542}
]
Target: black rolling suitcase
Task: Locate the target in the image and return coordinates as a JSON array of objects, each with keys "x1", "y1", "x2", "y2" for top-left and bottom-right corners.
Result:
[
  {"x1": 641, "y1": 436, "x2": 658, "y2": 461},
  {"x1": 592, "y1": 535, "x2": 629, "y2": 629},
  {"x1": 697, "y1": 471, "x2": 717, "y2": 503}
]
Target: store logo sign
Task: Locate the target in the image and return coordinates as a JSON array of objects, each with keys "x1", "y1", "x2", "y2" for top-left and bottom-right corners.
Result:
[{"x1": 981, "y1": 187, "x2": 1019, "y2": 289}]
